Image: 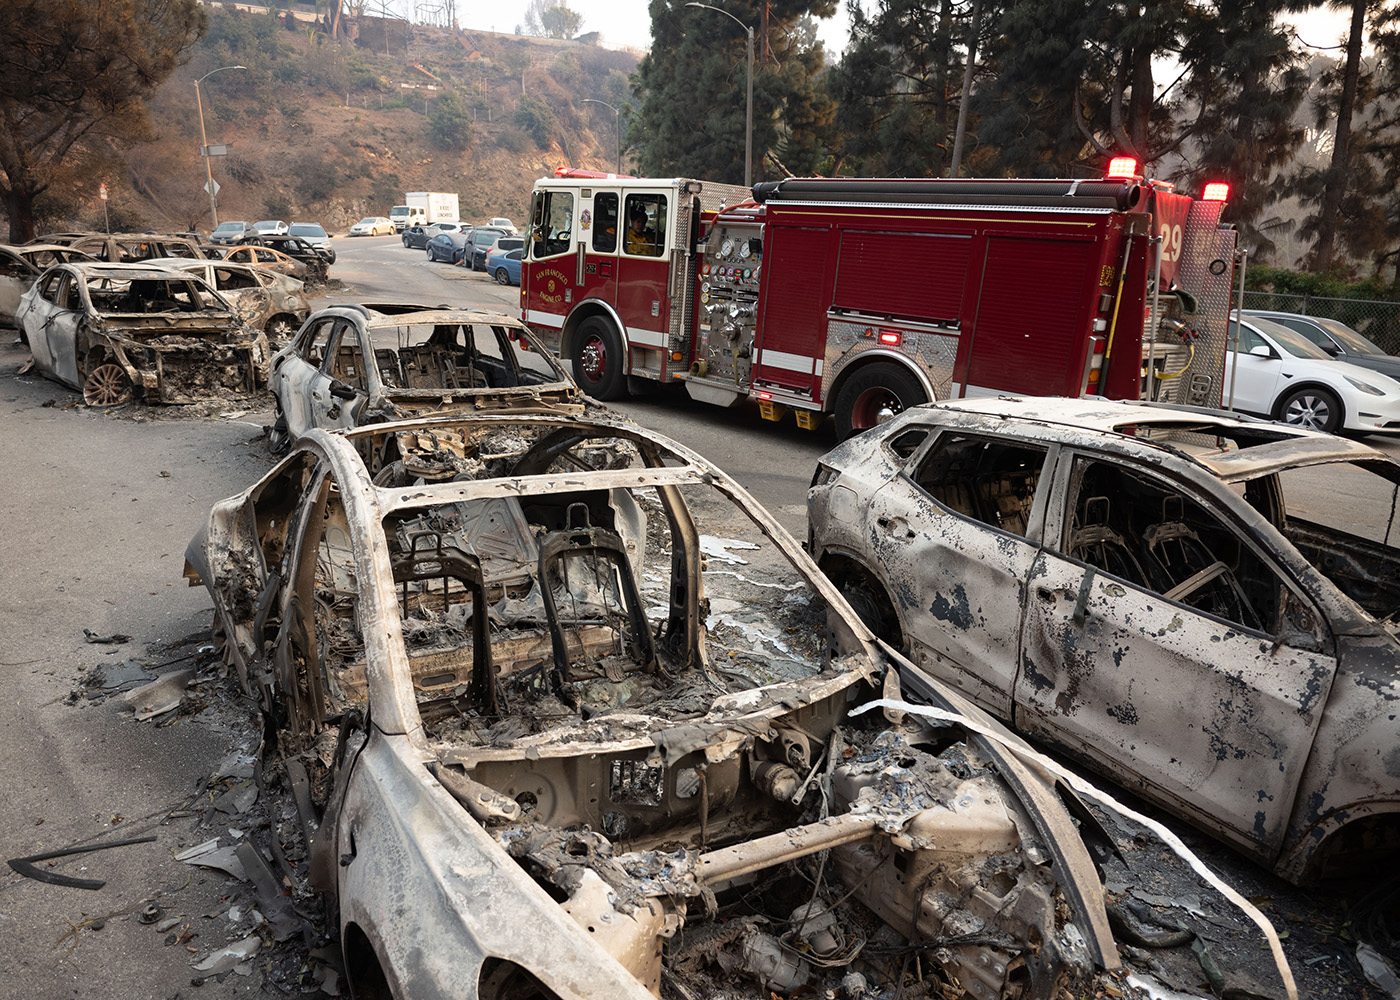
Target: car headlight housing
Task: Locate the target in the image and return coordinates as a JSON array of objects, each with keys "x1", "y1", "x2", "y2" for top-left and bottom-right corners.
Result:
[{"x1": 1344, "y1": 375, "x2": 1387, "y2": 396}]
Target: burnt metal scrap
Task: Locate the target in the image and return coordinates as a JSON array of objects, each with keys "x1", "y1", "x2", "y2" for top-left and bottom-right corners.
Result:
[
  {"x1": 185, "y1": 413, "x2": 1197, "y2": 1000},
  {"x1": 16, "y1": 261, "x2": 267, "y2": 406},
  {"x1": 8, "y1": 835, "x2": 157, "y2": 890}
]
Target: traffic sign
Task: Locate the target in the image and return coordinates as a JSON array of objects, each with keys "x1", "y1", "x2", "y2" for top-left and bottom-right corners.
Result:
[
  {"x1": 204, "y1": 179, "x2": 220, "y2": 197},
  {"x1": 99, "y1": 183, "x2": 108, "y2": 201}
]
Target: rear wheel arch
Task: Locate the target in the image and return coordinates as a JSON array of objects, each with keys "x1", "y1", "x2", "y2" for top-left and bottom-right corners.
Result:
[
  {"x1": 1285, "y1": 805, "x2": 1400, "y2": 885},
  {"x1": 817, "y1": 552, "x2": 905, "y2": 648},
  {"x1": 341, "y1": 922, "x2": 396, "y2": 1000}
]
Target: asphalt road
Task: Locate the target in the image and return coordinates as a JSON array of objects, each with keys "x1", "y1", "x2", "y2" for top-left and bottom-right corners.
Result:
[{"x1": 0, "y1": 235, "x2": 1395, "y2": 998}]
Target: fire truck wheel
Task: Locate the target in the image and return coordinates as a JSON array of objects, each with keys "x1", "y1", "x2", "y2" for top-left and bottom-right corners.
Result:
[
  {"x1": 1276, "y1": 386, "x2": 1342, "y2": 433},
  {"x1": 834, "y1": 363, "x2": 927, "y2": 439},
  {"x1": 572, "y1": 317, "x2": 626, "y2": 400}
]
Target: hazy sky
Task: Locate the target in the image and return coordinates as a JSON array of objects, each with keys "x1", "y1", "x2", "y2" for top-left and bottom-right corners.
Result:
[{"x1": 450, "y1": 1, "x2": 1352, "y2": 61}]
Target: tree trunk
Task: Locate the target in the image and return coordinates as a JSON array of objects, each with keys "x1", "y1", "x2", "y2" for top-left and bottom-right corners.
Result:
[
  {"x1": 1310, "y1": 0, "x2": 1368, "y2": 272},
  {"x1": 4, "y1": 187, "x2": 37, "y2": 245}
]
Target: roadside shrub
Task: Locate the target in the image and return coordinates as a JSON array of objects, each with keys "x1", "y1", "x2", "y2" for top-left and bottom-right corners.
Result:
[
  {"x1": 224, "y1": 155, "x2": 266, "y2": 187},
  {"x1": 514, "y1": 95, "x2": 555, "y2": 147},
  {"x1": 429, "y1": 93, "x2": 473, "y2": 151},
  {"x1": 264, "y1": 192, "x2": 293, "y2": 218}
]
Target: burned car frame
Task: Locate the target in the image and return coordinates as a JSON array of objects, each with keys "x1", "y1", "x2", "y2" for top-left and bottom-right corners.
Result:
[
  {"x1": 184, "y1": 412, "x2": 1138, "y2": 1000},
  {"x1": 808, "y1": 396, "x2": 1400, "y2": 884},
  {"x1": 16, "y1": 261, "x2": 266, "y2": 405},
  {"x1": 266, "y1": 303, "x2": 583, "y2": 455}
]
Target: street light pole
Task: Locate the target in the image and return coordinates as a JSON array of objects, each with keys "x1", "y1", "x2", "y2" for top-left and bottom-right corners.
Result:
[
  {"x1": 686, "y1": 3, "x2": 753, "y2": 189},
  {"x1": 580, "y1": 99, "x2": 622, "y2": 174},
  {"x1": 195, "y1": 65, "x2": 246, "y2": 230}
]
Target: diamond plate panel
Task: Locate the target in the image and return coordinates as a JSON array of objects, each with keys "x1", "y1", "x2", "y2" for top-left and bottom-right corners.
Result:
[
  {"x1": 823, "y1": 320, "x2": 959, "y2": 404},
  {"x1": 1167, "y1": 203, "x2": 1237, "y2": 408}
]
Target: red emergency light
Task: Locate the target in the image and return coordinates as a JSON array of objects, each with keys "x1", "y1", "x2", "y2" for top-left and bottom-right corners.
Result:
[
  {"x1": 878, "y1": 330, "x2": 902, "y2": 346},
  {"x1": 1202, "y1": 182, "x2": 1230, "y2": 202},
  {"x1": 1106, "y1": 157, "x2": 1139, "y2": 179}
]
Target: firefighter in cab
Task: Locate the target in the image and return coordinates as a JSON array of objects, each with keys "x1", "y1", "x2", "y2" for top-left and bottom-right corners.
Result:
[{"x1": 625, "y1": 206, "x2": 661, "y2": 257}]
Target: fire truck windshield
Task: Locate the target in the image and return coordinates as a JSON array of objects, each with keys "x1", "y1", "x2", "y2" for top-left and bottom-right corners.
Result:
[{"x1": 532, "y1": 191, "x2": 574, "y2": 258}]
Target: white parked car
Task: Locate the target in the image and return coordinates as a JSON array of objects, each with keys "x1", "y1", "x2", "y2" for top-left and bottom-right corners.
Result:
[
  {"x1": 252, "y1": 220, "x2": 289, "y2": 236},
  {"x1": 1229, "y1": 313, "x2": 1400, "y2": 434},
  {"x1": 348, "y1": 216, "x2": 394, "y2": 236},
  {"x1": 488, "y1": 217, "x2": 517, "y2": 233}
]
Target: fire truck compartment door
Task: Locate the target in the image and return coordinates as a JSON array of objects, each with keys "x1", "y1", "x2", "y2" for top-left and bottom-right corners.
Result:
[
  {"x1": 962, "y1": 235, "x2": 1099, "y2": 398},
  {"x1": 754, "y1": 225, "x2": 833, "y2": 395}
]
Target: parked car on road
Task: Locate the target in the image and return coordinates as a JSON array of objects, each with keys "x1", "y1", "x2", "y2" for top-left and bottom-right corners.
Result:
[
  {"x1": 265, "y1": 302, "x2": 581, "y2": 453},
  {"x1": 1229, "y1": 312, "x2": 1400, "y2": 434},
  {"x1": 400, "y1": 225, "x2": 433, "y2": 250},
  {"x1": 485, "y1": 246, "x2": 523, "y2": 286},
  {"x1": 145, "y1": 257, "x2": 310, "y2": 339},
  {"x1": 183, "y1": 409, "x2": 1121, "y2": 1000},
  {"x1": 1244, "y1": 309, "x2": 1400, "y2": 381},
  {"x1": 287, "y1": 223, "x2": 336, "y2": 262},
  {"x1": 0, "y1": 243, "x2": 97, "y2": 333},
  {"x1": 16, "y1": 261, "x2": 264, "y2": 405},
  {"x1": 253, "y1": 220, "x2": 289, "y2": 236},
  {"x1": 210, "y1": 221, "x2": 257, "y2": 245},
  {"x1": 425, "y1": 231, "x2": 470, "y2": 264},
  {"x1": 808, "y1": 395, "x2": 1400, "y2": 884},
  {"x1": 349, "y1": 216, "x2": 394, "y2": 236},
  {"x1": 238, "y1": 234, "x2": 332, "y2": 284},
  {"x1": 472, "y1": 234, "x2": 523, "y2": 272},
  {"x1": 488, "y1": 216, "x2": 517, "y2": 233},
  {"x1": 462, "y1": 226, "x2": 509, "y2": 270}
]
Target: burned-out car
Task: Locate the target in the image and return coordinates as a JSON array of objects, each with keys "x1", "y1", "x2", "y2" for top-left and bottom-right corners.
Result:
[
  {"x1": 183, "y1": 413, "x2": 1128, "y2": 1000},
  {"x1": 808, "y1": 396, "x2": 1400, "y2": 884},
  {"x1": 16, "y1": 261, "x2": 266, "y2": 405},
  {"x1": 0, "y1": 243, "x2": 97, "y2": 332},
  {"x1": 146, "y1": 257, "x2": 311, "y2": 340},
  {"x1": 266, "y1": 303, "x2": 582, "y2": 454}
]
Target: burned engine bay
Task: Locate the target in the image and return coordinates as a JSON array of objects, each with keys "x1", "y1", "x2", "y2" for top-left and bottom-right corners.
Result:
[{"x1": 256, "y1": 416, "x2": 1116, "y2": 1000}]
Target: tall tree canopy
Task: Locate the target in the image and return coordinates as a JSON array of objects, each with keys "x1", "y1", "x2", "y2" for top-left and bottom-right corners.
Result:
[
  {"x1": 633, "y1": 0, "x2": 835, "y2": 184},
  {"x1": 0, "y1": 0, "x2": 206, "y2": 242}
]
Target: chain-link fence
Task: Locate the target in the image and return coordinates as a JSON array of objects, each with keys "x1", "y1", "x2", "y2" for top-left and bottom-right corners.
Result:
[{"x1": 1241, "y1": 291, "x2": 1400, "y2": 355}]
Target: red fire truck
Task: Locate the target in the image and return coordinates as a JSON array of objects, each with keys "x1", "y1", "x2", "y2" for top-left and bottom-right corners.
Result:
[{"x1": 521, "y1": 163, "x2": 1238, "y2": 436}]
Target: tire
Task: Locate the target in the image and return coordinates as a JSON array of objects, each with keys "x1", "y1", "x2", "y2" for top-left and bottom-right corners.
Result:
[
  {"x1": 571, "y1": 316, "x2": 626, "y2": 400},
  {"x1": 426, "y1": 245, "x2": 433, "y2": 259},
  {"x1": 268, "y1": 407, "x2": 292, "y2": 456},
  {"x1": 1276, "y1": 386, "x2": 1343, "y2": 433},
  {"x1": 264, "y1": 314, "x2": 296, "y2": 340},
  {"x1": 402, "y1": 236, "x2": 409, "y2": 248},
  {"x1": 833, "y1": 362, "x2": 928, "y2": 439},
  {"x1": 494, "y1": 267, "x2": 510, "y2": 285}
]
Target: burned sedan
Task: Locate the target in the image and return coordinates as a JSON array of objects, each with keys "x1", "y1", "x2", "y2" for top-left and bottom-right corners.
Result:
[
  {"x1": 808, "y1": 396, "x2": 1400, "y2": 884},
  {"x1": 184, "y1": 413, "x2": 1127, "y2": 1000},
  {"x1": 266, "y1": 303, "x2": 582, "y2": 454},
  {"x1": 16, "y1": 261, "x2": 266, "y2": 405},
  {"x1": 0, "y1": 243, "x2": 97, "y2": 333},
  {"x1": 146, "y1": 257, "x2": 311, "y2": 340}
]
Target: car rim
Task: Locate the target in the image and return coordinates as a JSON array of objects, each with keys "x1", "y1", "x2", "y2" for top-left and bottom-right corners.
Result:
[
  {"x1": 850, "y1": 386, "x2": 903, "y2": 430},
  {"x1": 83, "y1": 363, "x2": 133, "y2": 406},
  {"x1": 579, "y1": 335, "x2": 607, "y2": 383},
  {"x1": 496, "y1": 269, "x2": 508, "y2": 284},
  {"x1": 1284, "y1": 394, "x2": 1331, "y2": 429}
]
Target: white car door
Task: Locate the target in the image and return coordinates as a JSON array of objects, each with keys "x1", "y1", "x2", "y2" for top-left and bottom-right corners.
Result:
[{"x1": 1225, "y1": 322, "x2": 1283, "y2": 416}]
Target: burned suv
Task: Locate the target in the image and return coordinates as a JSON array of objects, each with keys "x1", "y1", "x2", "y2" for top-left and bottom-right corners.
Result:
[
  {"x1": 16, "y1": 261, "x2": 265, "y2": 405},
  {"x1": 808, "y1": 396, "x2": 1400, "y2": 884}
]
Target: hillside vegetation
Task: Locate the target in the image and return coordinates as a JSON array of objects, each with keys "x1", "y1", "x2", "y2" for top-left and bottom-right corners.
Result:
[{"x1": 55, "y1": 8, "x2": 639, "y2": 234}]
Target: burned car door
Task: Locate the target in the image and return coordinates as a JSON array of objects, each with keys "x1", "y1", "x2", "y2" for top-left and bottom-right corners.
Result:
[
  {"x1": 314, "y1": 321, "x2": 371, "y2": 431},
  {"x1": 30, "y1": 270, "x2": 83, "y2": 386},
  {"x1": 0, "y1": 248, "x2": 39, "y2": 325},
  {"x1": 1015, "y1": 451, "x2": 1335, "y2": 861},
  {"x1": 276, "y1": 316, "x2": 338, "y2": 438},
  {"x1": 866, "y1": 430, "x2": 1050, "y2": 716}
]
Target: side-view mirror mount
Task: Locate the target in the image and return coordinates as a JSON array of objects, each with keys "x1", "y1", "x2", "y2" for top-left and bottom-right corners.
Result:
[{"x1": 329, "y1": 380, "x2": 358, "y2": 400}]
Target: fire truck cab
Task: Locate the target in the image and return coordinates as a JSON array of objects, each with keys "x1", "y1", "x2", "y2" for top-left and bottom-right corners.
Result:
[
  {"x1": 521, "y1": 171, "x2": 748, "y2": 399},
  {"x1": 523, "y1": 167, "x2": 1236, "y2": 437}
]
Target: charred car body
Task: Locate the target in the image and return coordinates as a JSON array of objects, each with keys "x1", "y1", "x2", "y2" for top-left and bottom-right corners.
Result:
[
  {"x1": 145, "y1": 257, "x2": 311, "y2": 340},
  {"x1": 0, "y1": 243, "x2": 97, "y2": 332},
  {"x1": 266, "y1": 303, "x2": 582, "y2": 455},
  {"x1": 17, "y1": 261, "x2": 266, "y2": 405},
  {"x1": 807, "y1": 396, "x2": 1400, "y2": 884},
  {"x1": 185, "y1": 413, "x2": 1130, "y2": 1000}
]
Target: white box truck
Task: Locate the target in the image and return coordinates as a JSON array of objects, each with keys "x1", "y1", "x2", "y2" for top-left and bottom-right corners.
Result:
[{"x1": 390, "y1": 192, "x2": 460, "y2": 232}]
